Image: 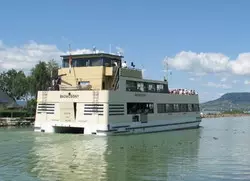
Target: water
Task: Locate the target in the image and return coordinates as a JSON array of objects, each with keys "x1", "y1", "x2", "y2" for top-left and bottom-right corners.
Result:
[{"x1": 0, "y1": 117, "x2": 250, "y2": 181}]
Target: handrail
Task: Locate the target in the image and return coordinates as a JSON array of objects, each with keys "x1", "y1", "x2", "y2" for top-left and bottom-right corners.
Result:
[
  {"x1": 112, "y1": 67, "x2": 120, "y2": 90},
  {"x1": 59, "y1": 85, "x2": 92, "y2": 91}
]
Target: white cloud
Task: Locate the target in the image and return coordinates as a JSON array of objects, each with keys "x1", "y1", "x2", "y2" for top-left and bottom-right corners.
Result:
[
  {"x1": 189, "y1": 77, "x2": 195, "y2": 81},
  {"x1": 232, "y1": 80, "x2": 239, "y2": 84},
  {"x1": 244, "y1": 80, "x2": 250, "y2": 85},
  {"x1": 0, "y1": 40, "x2": 105, "y2": 72},
  {"x1": 230, "y1": 53, "x2": 250, "y2": 75},
  {"x1": 188, "y1": 72, "x2": 207, "y2": 77},
  {"x1": 0, "y1": 40, "x2": 63, "y2": 71},
  {"x1": 164, "y1": 51, "x2": 250, "y2": 75},
  {"x1": 203, "y1": 81, "x2": 232, "y2": 89},
  {"x1": 220, "y1": 77, "x2": 227, "y2": 82}
]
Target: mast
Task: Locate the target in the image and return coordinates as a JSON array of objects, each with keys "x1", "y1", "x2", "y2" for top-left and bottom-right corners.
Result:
[{"x1": 164, "y1": 56, "x2": 168, "y2": 82}]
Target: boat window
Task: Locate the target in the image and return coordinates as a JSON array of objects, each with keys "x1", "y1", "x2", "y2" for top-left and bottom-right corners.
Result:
[
  {"x1": 156, "y1": 103, "x2": 199, "y2": 113},
  {"x1": 193, "y1": 104, "x2": 200, "y2": 111},
  {"x1": 62, "y1": 59, "x2": 69, "y2": 68},
  {"x1": 166, "y1": 104, "x2": 174, "y2": 112},
  {"x1": 137, "y1": 82, "x2": 145, "y2": 92},
  {"x1": 156, "y1": 84, "x2": 164, "y2": 93},
  {"x1": 127, "y1": 102, "x2": 154, "y2": 114},
  {"x1": 91, "y1": 58, "x2": 103, "y2": 66},
  {"x1": 126, "y1": 80, "x2": 169, "y2": 93},
  {"x1": 147, "y1": 83, "x2": 156, "y2": 92},
  {"x1": 157, "y1": 104, "x2": 166, "y2": 113},
  {"x1": 126, "y1": 80, "x2": 137, "y2": 91},
  {"x1": 103, "y1": 58, "x2": 111, "y2": 67},
  {"x1": 180, "y1": 104, "x2": 188, "y2": 112},
  {"x1": 188, "y1": 104, "x2": 192, "y2": 112},
  {"x1": 173, "y1": 104, "x2": 180, "y2": 112},
  {"x1": 62, "y1": 57, "x2": 105, "y2": 68}
]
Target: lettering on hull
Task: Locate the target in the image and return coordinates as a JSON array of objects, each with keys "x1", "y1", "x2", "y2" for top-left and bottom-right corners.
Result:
[{"x1": 60, "y1": 94, "x2": 79, "y2": 98}]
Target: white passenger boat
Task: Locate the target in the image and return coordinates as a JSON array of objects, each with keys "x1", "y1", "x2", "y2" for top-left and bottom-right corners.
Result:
[{"x1": 34, "y1": 50, "x2": 201, "y2": 135}]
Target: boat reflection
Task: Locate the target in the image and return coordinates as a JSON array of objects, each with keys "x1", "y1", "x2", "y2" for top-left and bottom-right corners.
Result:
[{"x1": 29, "y1": 128, "x2": 202, "y2": 181}]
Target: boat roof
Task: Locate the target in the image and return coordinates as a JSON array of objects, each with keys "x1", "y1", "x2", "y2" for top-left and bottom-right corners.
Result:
[{"x1": 60, "y1": 53, "x2": 124, "y2": 59}]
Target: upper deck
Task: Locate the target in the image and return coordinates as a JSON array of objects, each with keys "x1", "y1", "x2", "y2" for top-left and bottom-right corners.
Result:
[
  {"x1": 53, "y1": 52, "x2": 153, "y2": 91},
  {"x1": 48, "y1": 51, "x2": 197, "y2": 96}
]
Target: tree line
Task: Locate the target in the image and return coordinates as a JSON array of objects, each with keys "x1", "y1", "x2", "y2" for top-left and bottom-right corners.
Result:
[{"x1": 0, "y1": 60, "x2": 59, "y2": 102}]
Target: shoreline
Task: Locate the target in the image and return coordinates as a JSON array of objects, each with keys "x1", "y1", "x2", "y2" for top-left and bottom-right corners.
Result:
[
  {"x1": 1, "y1": 114, "x2": 249, "y2": 127},
  {"x1": 0, "y1": 117, "x2": 34, "y2": 127},
  {"x1": 201, "y1": 113, "x2": 250, "y2": 118}
]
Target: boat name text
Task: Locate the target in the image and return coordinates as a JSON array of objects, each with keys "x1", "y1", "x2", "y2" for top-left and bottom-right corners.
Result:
[{"x1": 60, "y1": 94, "x2": 79, "y2": 98}]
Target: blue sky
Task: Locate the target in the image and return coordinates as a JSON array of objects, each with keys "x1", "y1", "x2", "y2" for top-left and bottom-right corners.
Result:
[{"x1": 1, "y1": 0, "x2": 250, "y2": 102}]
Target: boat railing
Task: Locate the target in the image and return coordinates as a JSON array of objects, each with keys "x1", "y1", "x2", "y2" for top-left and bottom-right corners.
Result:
[{"x1": 48, "y1": 85, "x2": 92, "y2": 91}]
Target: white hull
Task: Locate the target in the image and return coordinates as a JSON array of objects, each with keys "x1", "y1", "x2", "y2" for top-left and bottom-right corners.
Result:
[{"x1": 34, "y1": 119, "x2": 201, "y2": 136}]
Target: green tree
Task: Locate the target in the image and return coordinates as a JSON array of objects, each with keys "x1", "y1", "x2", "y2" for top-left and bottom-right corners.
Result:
[
  {"x1": 0, "y1": 69, "x2": 29, "y2": 100},
  {"x1": 47, "y1": 59, "x2": 59, "y2": 79},
  {"x1": 29, "y1": 60, "x2": 59, "y2": 98},
  {"x1": 26, "y1": 98, "x2": 37, "y2": 116}
]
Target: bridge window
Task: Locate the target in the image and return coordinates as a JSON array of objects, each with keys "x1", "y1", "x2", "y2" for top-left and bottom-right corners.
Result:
[
  {"x1": 126, "y1": 81, "x2": 137, "y2": 91},
  {"x1": 127, "y1": 102, "x2": 154, "y2": 114},
  {"x1": 91, "y1": 59, "x2": 103, "y2": 66}
]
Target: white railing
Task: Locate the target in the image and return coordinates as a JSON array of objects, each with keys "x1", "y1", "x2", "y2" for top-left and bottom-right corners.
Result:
[{"x1": 59, "y1": 85, "x2": 92, "y2": 91}]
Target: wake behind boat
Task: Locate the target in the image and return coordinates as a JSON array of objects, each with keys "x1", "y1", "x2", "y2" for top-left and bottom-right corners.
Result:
[{"x1": 34, "y1": 49, "x2": 201, "y2": 135}]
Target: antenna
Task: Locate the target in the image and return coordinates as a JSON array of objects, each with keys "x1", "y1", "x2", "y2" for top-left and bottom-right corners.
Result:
[
  {"x1": 141, "y1": 64, "x2": 146, "y2": 77},
  {"x1": 164, "y1": 56, "x2": 168, "y2": 82},
  {"x1": 92, "y1": 46, "x2": 96, "y2": 53}
]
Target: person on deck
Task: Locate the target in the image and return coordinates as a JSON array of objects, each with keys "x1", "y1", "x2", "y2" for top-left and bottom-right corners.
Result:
[{"x1": 122, "y1": 61, "x2": 127, "y2": 68}]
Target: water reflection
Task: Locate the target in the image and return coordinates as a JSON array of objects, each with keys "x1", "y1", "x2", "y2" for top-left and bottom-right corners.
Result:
[{"x1": 29, "y1": 128, "x2": 202, "y2": 181}]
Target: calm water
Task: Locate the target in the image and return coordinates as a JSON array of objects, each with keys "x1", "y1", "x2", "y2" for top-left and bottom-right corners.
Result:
[{"x1": 0, "y1": 117, "x2": 250, "y2": 181}]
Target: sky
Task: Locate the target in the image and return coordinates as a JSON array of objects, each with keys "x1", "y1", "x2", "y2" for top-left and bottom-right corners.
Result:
[{"x1": 1, "y1": 0, "x2": 250, "y2": 103}]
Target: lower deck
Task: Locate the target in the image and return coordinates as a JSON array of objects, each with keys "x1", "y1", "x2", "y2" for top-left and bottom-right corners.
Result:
[{"x1": 34, "y1": 90, "x2": 201, "y2": 135}]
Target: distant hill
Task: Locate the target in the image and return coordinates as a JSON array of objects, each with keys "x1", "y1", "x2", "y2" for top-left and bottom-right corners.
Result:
[{"x1": 201, "y1": 92, "x2": 250, "y2": 111}]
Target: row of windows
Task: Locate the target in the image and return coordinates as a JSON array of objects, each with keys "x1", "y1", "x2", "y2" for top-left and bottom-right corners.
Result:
[
  {"x1": 126, "y1": 102, "x2": 200, "y2": 115},
  {"x1": 126, "y1": 80, "x2": 169, "y2": 93},
  {"x1": 157, "y1": 104, "x2": 200, "y2": 113},
  {"x1": 62, "y1": 58, "x2": 120, "y2": 68}
]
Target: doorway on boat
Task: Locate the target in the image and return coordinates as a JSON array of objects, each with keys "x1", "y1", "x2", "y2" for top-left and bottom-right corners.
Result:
[
  {"x1": 53, "y1": 126, "x2": 84, "y2": 134},
  {"x1": 73, "y1": 102, "x2": 77, "y2": 120}
]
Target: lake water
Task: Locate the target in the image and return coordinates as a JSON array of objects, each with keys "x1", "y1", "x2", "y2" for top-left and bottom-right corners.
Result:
[{"x1": 0, "y1": 117, "x2": 250, "y2": 181}]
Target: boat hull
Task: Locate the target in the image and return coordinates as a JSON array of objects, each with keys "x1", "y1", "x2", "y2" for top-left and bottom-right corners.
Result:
[{"x1": 34, "y1": 119, "x2": 201, "y2": 136}]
